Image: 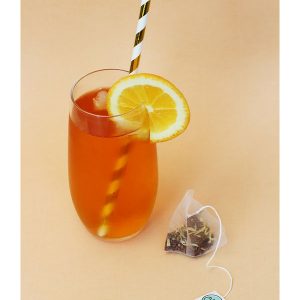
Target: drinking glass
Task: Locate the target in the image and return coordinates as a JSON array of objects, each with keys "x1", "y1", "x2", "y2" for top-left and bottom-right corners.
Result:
[{"x1": 69, "y1": 69, "x2": 158, "y2": 240}]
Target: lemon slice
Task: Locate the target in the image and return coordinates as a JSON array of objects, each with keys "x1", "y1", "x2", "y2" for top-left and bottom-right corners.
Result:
[{"x1": 106, "y1": 73, "x2": 190, "y2": 142}]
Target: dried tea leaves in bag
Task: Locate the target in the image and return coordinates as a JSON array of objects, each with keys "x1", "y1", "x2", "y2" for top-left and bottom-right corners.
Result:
[
  {"x1": 164, "y1": 190, "x2": 227, "y2": 257},
  {"x1": 165, "y1": 212, "x2": 214, "y2": 256}
]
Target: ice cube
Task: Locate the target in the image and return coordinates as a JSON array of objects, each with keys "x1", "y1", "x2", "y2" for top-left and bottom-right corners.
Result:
[{"x1": 93, "y1": 89, "x2": 108, "y2": 110}]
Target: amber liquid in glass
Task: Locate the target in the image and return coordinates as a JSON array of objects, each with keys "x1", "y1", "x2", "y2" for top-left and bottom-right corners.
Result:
[{"x1": 68, "y1": 90, "x2": 158, "y2": 239}]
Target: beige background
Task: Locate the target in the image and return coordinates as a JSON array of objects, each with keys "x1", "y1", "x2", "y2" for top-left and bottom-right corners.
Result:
[{"x1": 22, "y1": 0, "x2": 279, "y2": 299}]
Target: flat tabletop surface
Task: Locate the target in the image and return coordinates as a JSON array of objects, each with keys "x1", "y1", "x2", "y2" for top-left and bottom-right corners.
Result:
[{"x1": 22, "y1": 0, "x2": 279, "y2": 299}]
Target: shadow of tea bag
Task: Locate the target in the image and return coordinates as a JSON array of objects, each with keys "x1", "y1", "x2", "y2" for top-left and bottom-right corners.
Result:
[{"x1": 165, "y1": 190, "x2": 227, "y2": 257}]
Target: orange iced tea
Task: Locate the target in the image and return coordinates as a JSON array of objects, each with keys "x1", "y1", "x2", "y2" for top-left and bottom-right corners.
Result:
[{"x1": 69, "y1": 78, "x2": 158, "y2": 239}]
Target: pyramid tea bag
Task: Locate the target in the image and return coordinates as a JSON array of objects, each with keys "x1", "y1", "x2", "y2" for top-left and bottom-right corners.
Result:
[
  {"x1": 165, "y1": 190, "x2": 227, "y2": 257},
  {"x1": 164, "y1": 190, "x2": 233, "y2": 298}
]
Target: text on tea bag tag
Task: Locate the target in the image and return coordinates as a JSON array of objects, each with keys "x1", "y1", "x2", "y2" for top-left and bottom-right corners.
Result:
[{"x1": 195, "y1": 291, "x2": 224, "y2": 300}]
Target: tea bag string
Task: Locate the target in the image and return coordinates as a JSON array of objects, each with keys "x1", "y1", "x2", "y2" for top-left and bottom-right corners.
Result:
[{"x1": 196, "y1": 205, "x2": 233, "y2": 298}]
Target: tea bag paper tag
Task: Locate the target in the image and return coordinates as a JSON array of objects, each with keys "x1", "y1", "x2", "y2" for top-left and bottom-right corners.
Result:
[{"x1": 195, "y1": 291, "x2": 224, "y2": 300}]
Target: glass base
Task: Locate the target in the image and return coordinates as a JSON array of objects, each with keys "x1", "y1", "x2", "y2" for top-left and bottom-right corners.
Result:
[
  {"x1": 97, "y1": 229, "x2": 143, "y2": 242},
  {"x1": 86, "y1": 226, "x2": 145, "y2": 242}
]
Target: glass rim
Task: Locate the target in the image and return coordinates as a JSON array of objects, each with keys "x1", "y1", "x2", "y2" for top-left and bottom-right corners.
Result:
[{"x1": 70, "y1": 68, "x2": 144, "y2": 119}]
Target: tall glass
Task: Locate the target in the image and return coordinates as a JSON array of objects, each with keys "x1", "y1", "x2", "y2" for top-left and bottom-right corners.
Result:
[{"x1": 69, "y1": 69, "x2": 158, "y2": 240}]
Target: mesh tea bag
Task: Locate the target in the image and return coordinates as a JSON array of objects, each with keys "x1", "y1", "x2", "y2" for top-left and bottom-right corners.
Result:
[
  {"x1": 164, "y1": 190, "x2": 233, "y2": 298},
  {"x1": 165, "y1": 190, "x2": 227, "y2": 257}
]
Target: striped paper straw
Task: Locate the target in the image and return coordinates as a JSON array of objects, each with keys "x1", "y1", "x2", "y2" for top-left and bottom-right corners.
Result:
[
  {"x1": 129, "y1": 0, "x2": 151, "y2": 74},
  {"x1": 97, "y1": 0, "x2": 151, "y2": 237}
]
